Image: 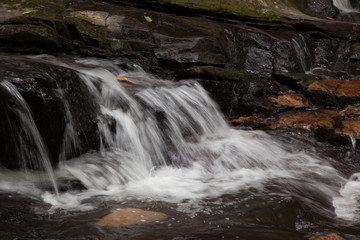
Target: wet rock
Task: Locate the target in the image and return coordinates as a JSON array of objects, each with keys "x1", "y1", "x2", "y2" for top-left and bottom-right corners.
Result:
[
  {"x1": 65, "y1": 15, "x2": 109, "y2": 51},
  {"x1": 71, "y1": 11, "x2": 109, "y2": 26},
  {"x1": 337, "y1": 12, "x2": 360, "y2": 23},
  {"x1": 272, "y1": 71, "x2": 319, "y2": 90},
  {"x1": 268, "y1": 92, "x2": 308, "y2": 108},
  {"x1": 0, "y1": 24, "x2": 61, "y2": 53},
  {"x1": 307, "y1": 233, "x2": 343, "y2": 240},
  {"x1": 176, "y1": 66, "x2": 250, "y2": 82},
  {"x1": 231, "y1": 109, "x2": 338, "y2": 130},
  {"x1": 199, "y1": 80, "x2": 246, "y2": 118},
  {"x1": 312, "y1": 39, "x2": 338, "y2": 69},
  {"x1": 230, "y1": 116, "x2": 274, "y2": 129},
  {"x1": 306, "y1": 79, "x2": 342, "y2": 106},
  {"x1": 349, "y1": 42, "x2": 360, "y2": 62},
  {"x1": 245, "y1": 47, "x2": 274, "y2": 78},
  {"x1": 97, "y1": 208, "x2": 167, "y2": 227},
  {"x1": 154, "y1": 35, "x2": 202, "y2": 65},
  {"x1": 307, "y1": 79, "x2": 360, "y2": 106},
  {"x1": 298, "y1": 0, "x2": 338, "y2": 19},
  {"x1": 271, "y1": 40, "x2": 302, "y2": 73},
  {"x1": 336, "y1": 119, "x2": 360, "y2": 137},
  {"x1": 106, "y1": 15, "x2": 125, "y2": 35},
  {"x1": 274, "y1": 109, "x2": 339, "y2": 131},
  {"x1": 0, "y1": 5, "x2": 22, "y2": 23}
]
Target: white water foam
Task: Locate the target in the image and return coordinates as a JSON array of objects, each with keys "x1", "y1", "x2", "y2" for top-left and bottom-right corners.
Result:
[
  {"x1": 333, "y1": 0, "x2": 358, "y2": 13},
  {"x1": 333, "y1": 173, "x2": 360, "y2": 221},
  {"x1": 0, "y1": 56, "x2": 358, "y2": 222}
]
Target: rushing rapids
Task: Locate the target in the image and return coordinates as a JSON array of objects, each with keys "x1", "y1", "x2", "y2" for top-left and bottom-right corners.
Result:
[{"x1": 1, "y1": 55, "x2": 360, "y2": 238}]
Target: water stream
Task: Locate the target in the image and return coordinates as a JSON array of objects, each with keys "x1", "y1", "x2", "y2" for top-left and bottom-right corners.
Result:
[
  {"x1": 291, "y1": 34, "x2": 312, "y2": 73},
  {"x1": 1, "y1": 56, "x2": 360, "y2": 238},
  {"x1": 333, "y1": 0, "x2": 358, "y2": 13},
  {"x1": 0, "y1": 81, "x2": 59, "y2": 196}
]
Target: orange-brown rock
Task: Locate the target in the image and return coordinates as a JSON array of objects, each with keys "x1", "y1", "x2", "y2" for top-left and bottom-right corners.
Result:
[
  {"x1": 307, "y1": 79, "x2": 360, "y2": 97},
  {"x1": 268, "y1": 92, "x2": 308, "y2": 108},
  {"x1": 307, "y1": 79, "x2": 343, "y2": 94},
  {"x1": 340, "y1": 104, "x2": 360, "y2": 117},
  {"x1": 272, "y1": 110, "x2": 339, "y2": 131},
  {"x1": 336, "y1": 79, "x2": 360, "y2": 97},
  {"x1": 336, "y1": 119, "x2": 360, "y2": 137},
  {"x1": 230, "y1": 116, "x2": 274, "y2": 128},
  {"x1": 97, "y1": 208, "x2": 167, "y2": 227},
  {"x1": 307, "y1": 233, "x2": 343, "y2": 240}
]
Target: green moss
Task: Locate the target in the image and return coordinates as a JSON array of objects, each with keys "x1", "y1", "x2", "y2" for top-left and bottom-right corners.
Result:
[{"x1": 71, "y1": 12, "x2": 94, "y2": 24}]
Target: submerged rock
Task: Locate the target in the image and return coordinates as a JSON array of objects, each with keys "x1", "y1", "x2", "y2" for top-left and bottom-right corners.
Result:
[{"x1": 97, "y1": 208, "x2": 167, "y2": 227}]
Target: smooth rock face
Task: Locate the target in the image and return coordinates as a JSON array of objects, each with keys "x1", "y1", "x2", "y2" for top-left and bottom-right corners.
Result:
[{"x1": 97, "y1": 208, "x2": 167, "y2": 227}]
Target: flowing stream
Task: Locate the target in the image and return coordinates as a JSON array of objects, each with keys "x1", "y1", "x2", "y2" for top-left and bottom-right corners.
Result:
[
  {"x1": 333, "y1": 0, "x2": 358, "y2": 12},
  {"x1": 1, "y1": 55, "x2": 360, "y2": 238}
]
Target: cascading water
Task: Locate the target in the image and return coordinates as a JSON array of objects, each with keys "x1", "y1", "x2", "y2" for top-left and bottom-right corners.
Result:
[
  {"x1": 2, "y1": 55, "x2": 360, "y2": 228},
  {"x1": 333, "y1": 0, "x2": 358, "y2": 12},
  {"x1": 55, "y1": 89, "x2": 79, "y2": 164},
  {"x1": 0, "y1": 81, "x2": 59, "y2": 196},
  {"x1": 291, "y1": 34, "x2": 312, "y2": 73}
]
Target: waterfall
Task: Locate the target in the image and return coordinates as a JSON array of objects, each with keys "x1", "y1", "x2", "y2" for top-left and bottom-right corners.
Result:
[
  {"x1": 333, "y1": 0, "x2": 358, "y2": 12},
  {"x1": 0, "y1": 81, "x2": 59, "y2": 195},
  {"x1": 291, "y1": 34, "x2": 312, "y2": 73},
  {"x1": 1, "y1": 55, "x2": 359, "y2": 222},
  {"x1": 55, "y1": 89, "x2": 79, "y2": 164},
  {"x1": 25, "y1": 56, "x2": 342, "y2": 213}
]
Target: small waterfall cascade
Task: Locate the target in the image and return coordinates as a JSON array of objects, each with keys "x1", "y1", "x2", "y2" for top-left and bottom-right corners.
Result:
[
  {"x1": 63, "y1": 61, "x2": 230, "y2": 190},
  {"x1": 291, "y1": 34, "x2": 312, "y2": 73},
  {"x1": 54, "y1": 89, "x2": 79, "y2": 164},
  {"x1": 333, "y1": 0, "x2": 358, "y2": 12},
  {"x1": 0, "y1": 81, "x2": 59, "y2": 195},
  {"x1": 2, "y1": 55, "x2": 360, "y2": 222},
  {"x1": 350, "y1": 135, "x2": 357, "y2": 152},
  {"x1": 34, "y1": 57, "x2": 344, "y2": 211}
]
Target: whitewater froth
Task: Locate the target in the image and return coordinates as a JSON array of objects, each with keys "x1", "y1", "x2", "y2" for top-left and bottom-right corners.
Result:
[{"x1": 1, "y1": 55, "x2": 359, "y2": 222}]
